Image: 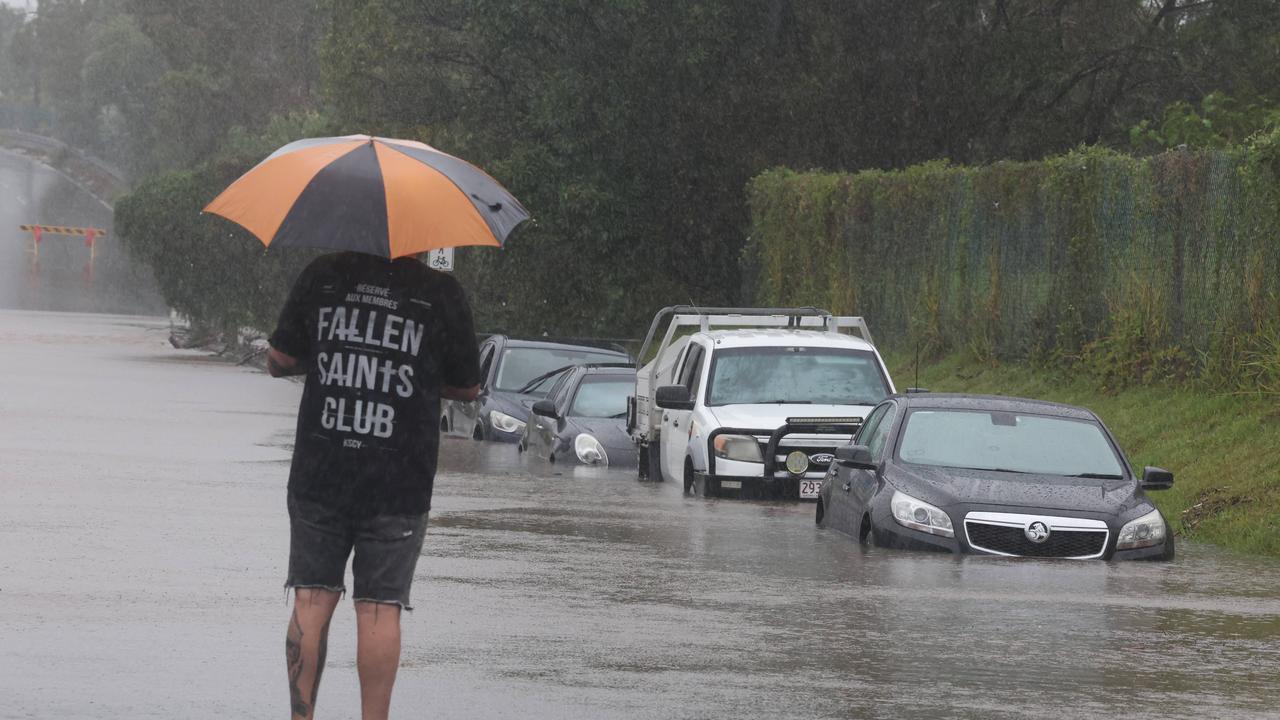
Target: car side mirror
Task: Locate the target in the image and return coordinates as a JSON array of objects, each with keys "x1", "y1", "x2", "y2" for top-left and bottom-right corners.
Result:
[
  {"x1": 835, "y1": 444, "x2": 876, "y2": 470},
  {"x1": 1141, "y1": 466, "x2": 1174, "y2": 490},
  {"x1": 531, "y1": 399, "x2": 559, "y2": 419},
  {"x1": 655, "y1": 385, "x2": 694, "y2": 411}
]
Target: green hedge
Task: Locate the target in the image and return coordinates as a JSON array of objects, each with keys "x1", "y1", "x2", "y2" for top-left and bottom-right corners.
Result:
[
  {"x1": 114, "y1": 114, "x2": 329, "y2": 340},
  {"x1": 747, "y1": 138, "x2": 1280, "y2": 391}
]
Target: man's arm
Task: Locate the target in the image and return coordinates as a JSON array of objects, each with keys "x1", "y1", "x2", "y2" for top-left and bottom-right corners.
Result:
[
  {"x1": 267, "y1": 346, "x2": 307, "y2": 378},
  {"x1": 441, "y1": 384, "x2": 480, "y2": 402},
  {"x1": 434, "y1": 275, "x2": 483, "y2": 399}
]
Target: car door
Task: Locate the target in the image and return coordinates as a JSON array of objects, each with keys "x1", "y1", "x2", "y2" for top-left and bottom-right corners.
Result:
[
  {"x1": 661, "y1": 342, "x2": 705, "y2": 483},
  {"x1": 850, "y1": 402, "x2": 899, "y2": 537},
  {"x1": 450, "y1": 339, "x2": 494, "y2": 436},
  {"x1": 528, "y1": 370, "x2": 574, "y2": 460},
  {"x1": 828, "y1": 402, "x2": 894, "y2": 533}
]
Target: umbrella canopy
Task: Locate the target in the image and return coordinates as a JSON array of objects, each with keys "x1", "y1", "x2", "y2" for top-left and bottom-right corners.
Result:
[{"x1": 203, "y1": 135, "x2": 529, "y2": 258}]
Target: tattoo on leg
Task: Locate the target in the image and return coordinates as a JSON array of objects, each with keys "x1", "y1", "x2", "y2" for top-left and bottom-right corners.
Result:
[
  {"x1": 286, "y1": 610, "x2": 309, "y2": 718},
  {"x1": 311, "y1": 617, "x2": 331, "y2": 709}
]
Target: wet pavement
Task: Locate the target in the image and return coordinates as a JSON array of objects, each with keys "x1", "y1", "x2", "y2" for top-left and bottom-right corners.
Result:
[{"x1": 2, "y1": 309, "x2": 1279, "y2": 719}]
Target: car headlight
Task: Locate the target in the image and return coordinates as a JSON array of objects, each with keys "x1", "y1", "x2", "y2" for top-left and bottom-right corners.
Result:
[
  {"x1": 1117, "y1": 507, "x2": 1167, "y2": 550},
  {"x1": 574, "y1": 433, "x2": 609, "y2": 465},
  {"x1": 890, "y1": 490, "x2": 954, "y2": 538},
  {"x1": 489, "y1": 410, "x2": 526, "y2": 434},
  {"x1": 713, "y1": 434, "x2": 763, "y2": 463}
]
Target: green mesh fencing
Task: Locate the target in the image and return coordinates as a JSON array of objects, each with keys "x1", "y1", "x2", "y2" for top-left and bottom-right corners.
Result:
[{"x1": 747, "y1": 141, "x2": 1280, "y2": 388}]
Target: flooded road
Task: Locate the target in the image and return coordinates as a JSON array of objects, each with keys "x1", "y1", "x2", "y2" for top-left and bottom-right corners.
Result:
[
  {"x1": 0, "y1": 149, "x2": 162, "y2": 314},
  {"x1": 1, "y1": 309, "x2": 1278, "y2": 719}
]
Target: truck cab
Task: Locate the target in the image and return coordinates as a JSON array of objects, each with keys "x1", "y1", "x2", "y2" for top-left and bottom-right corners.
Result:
[{"x1": 629, "y1": 307, "x2": 895, "y2": 500}]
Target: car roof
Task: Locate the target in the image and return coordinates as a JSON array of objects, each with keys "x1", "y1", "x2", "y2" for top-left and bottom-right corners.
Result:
[
  {"x1": 895, "y1": 393, "x2": 1098, "y2": 420},
  {"x1": 697, "y1": 329, "x2": 876, "y2": 351},
  {"x1": 497, "y1": 337, "x2": 630, "y2": 356}
]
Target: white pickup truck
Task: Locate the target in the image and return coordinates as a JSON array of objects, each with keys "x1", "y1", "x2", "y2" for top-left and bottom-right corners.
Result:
[{"x1": 627, "y1": 307, "x2": 896, "y2": 500}]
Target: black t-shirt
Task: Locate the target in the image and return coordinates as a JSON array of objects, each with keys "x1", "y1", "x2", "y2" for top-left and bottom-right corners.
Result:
[{"x1": 270, "y1": 252, "x2": 480, "y2": 515}]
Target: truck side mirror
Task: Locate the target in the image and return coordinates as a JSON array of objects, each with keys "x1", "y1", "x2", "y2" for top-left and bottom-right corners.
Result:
[
  {"x1": 531, "y1": 399, "x2": 559, "y2": 419},
  {"x1": 835, "y1": 444, "x2": 876, "y2": 470},
  {"x1": 655, "y1": 385, "x2": 694, "y2": 411},
  {"x1": 1141, "y1": 466, "x2": 1174, "y2": 490}
]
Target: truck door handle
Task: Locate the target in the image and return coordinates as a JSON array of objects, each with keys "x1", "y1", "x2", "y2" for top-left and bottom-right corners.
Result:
[{"x1": 841, "y1": 482, "x2": 851, "y2": 492}]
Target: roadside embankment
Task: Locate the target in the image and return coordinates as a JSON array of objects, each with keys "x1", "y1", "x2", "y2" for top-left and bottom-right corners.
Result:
[{"x1": 895, "y1": 354, "x2": 1280, "y2": 558}]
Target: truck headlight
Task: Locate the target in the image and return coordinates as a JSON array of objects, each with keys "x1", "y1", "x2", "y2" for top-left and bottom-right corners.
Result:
[
  {"x1": 1117, "y1": 507, "x2": 1167, "y2": 550},
  {"x1": 890, "y1": 490, "x2": 954, "y2": 538},
  {"x1": 575, "y1": 433, "x2": 609, "y2": 465},
  {"x1": 713, "y1": 434, "x2": 763, "y2": 463},
  {"x1": 490, "y1": 410, "x2": 526, "y2": 434}
]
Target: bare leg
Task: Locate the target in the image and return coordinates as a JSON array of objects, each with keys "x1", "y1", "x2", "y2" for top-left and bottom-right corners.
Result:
[
  {"x1": 355, "y1": 602, "x2": 402, "y2": 720},
  {"x1": 286, "y1": 588, "x2": 340, "y2": 720}
]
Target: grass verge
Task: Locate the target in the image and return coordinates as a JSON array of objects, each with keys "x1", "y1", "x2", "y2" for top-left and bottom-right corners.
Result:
[{"x1": 888, "y1": 353, "x2": 1280, "y2": 558}]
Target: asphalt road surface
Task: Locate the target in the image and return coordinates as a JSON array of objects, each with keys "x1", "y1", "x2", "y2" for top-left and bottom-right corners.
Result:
[{"x1": 1, "y1": 309, "x2": 1278, "y2": 719}]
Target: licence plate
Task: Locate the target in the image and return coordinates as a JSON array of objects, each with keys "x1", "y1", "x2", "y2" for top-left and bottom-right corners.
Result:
[
  {"x1": 799, "y1": 479, "x2": 822, "y2": 499},
  {"x1": 720, "y1": 480, "x2": 742, "y2": 489}
]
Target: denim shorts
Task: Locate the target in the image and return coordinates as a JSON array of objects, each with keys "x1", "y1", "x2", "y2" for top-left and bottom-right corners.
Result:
[{"x1": 286, "y1": 493, "x2": 428, "y2": 610}]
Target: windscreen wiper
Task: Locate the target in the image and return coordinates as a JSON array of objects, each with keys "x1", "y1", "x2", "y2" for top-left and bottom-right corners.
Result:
[
  {"x1": 515, "y1": 365, "x2": 575, "y2": 394},
  {"x1": 1069, "y1": 472, "x2": 1124, "y2": 479}
]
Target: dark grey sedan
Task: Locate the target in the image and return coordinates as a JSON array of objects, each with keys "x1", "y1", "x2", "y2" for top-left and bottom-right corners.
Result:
[
  {"x1": 522, "y1": 364, "x2": 639, "y2": 468},
  {"x1": 442, "y1": 335, "x2": 630, "y2": 442},
  {"x1": 817, "y1": 393, "x2": 1175, "y2": 560}
]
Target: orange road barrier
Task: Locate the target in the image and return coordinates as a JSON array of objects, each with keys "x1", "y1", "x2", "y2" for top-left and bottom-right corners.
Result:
[{"x1": 19, "y1": 224, "x2": 108, "y2": 286}]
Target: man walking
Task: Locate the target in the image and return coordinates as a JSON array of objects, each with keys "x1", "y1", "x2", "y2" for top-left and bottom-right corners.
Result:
[{"x1": 267, "y1": 251, "x2": 480, "y2": 720}]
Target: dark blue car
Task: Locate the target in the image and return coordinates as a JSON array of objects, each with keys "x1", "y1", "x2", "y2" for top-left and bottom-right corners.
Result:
[{"x1": 817, "y1": 393, "x2": 1175, "y2": 561}]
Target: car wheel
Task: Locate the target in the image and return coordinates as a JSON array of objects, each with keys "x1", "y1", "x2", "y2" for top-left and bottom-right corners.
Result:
[
  {"x1": 815, "y1": 499, "x2": 825, "y2": 526},
  {"x1": 440, "y1": 414, "x2": 450, "y2": 433},
  {"x1": 683, "y1": 458, "x2": 695, "y2": 495},
  {"x1": 473, "y1": 423, "x2": 485, "y2": 441}
]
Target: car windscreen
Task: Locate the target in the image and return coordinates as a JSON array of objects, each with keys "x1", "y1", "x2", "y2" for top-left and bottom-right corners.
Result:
[
  {"x1": 896, "y1": 409, "x2": 1126, "y2": 478},
  {"x1": 570, "y1": 376, "x2": 634, "y2": 418},
  {"x1": 705, "y1": 347, "x2": 889, "y2": 406},
  {"x1": 495, "y1": 348, "x2": 624, "y2": 392}
]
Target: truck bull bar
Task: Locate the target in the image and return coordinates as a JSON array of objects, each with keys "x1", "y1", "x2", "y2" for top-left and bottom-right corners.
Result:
[{"x1": 705, "y1": 417, "x2": 865, "y2": 478}]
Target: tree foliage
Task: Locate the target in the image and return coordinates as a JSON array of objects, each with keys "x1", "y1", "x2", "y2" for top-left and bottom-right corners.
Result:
[{"x1": 24, "y1": 0, "x2": 1276, "y2": 344}]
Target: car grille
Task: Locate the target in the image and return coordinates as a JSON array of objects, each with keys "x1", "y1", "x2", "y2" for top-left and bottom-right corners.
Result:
[{"x1": 964, "y1": 512, "x2": 1109, "y2": 559}]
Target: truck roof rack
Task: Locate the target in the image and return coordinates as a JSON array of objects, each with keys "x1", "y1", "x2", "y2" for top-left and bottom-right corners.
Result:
[{"x1": 635, "y1": 305, "x2": 874, "y2": 367}]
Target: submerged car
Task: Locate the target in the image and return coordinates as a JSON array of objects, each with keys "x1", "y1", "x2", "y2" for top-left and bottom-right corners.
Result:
[
  {"x1": 441, "y1": 336, "x2": 630, "y2": 442},
  {"x1": 523, "y1": 364, "x2": 639, "y2": 467},
  {"x1": 817, "y1": 393, "x2": 1175, "y2": 560}
]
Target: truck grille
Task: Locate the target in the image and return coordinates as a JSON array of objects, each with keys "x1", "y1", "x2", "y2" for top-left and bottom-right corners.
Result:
[{"x1": 964, "y1": 512, "x2": 1109, "y2": 559}]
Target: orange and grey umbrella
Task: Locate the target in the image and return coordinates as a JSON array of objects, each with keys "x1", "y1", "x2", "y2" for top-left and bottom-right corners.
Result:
[{"x1": 203, "y1": 135, "x2": 528, "y2": 258}]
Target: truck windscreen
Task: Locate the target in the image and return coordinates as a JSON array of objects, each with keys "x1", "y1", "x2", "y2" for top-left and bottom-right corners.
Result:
[{"x1": 705, "y1": 347, "x2": 889, "y2": 406}]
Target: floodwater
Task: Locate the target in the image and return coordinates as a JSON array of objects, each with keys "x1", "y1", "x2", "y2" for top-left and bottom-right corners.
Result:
[
  {"x1": 0, "y1": 149, "x2": 162, "y2": 314},
  {"x1": 1, "y1": 309, "x2": 1278, "y2": 719}
]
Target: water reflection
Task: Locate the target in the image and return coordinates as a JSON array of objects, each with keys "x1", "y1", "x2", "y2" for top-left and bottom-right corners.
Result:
[{"x1": 421, "y1": 439, "x2": 1280, "y2": 719}]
